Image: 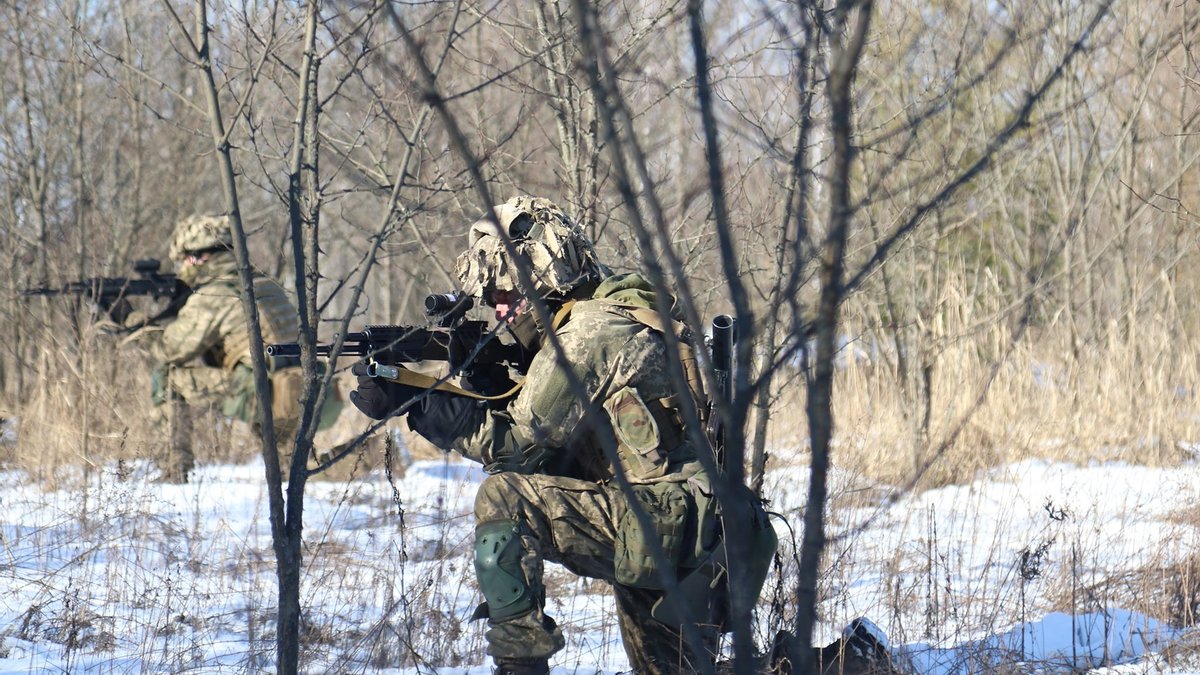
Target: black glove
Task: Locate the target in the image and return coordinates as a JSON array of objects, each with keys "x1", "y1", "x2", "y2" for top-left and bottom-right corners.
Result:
[
  {"x1": 463, "y1": 362, "x2": 518, "y2": 401},
  {"x1": 407, "y1": 390, "x2": 484, "y2": 447},
  {"x1": 348, "y1": 361, "x2": 421, "y2": 420}
]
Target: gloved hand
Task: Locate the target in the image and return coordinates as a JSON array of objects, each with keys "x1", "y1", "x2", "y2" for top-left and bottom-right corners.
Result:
[
  {"x1": 463, "y1": 362, "x2": 517, "y2": 400},
  {"x1": 406, "y1": 389, "x2": 482, "y2": 447},
  {"x1": 121, "y1": 309, "x2": 150, "y2": 330},
  {"x1": 348, "y1": 361, "x2": 422, "y2": 420},
  {"x1": 98, "y1": 306, "x2": 149, "y2": 337}
]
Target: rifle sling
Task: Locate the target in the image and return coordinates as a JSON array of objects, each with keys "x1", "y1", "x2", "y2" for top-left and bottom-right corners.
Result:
[{"x1": 382, "y1": 367, "x2": 523, "y2": 401}]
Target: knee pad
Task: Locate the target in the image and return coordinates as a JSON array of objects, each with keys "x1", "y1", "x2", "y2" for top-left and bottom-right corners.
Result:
[{"x1": 474, "y1": 519, "x2": 535, "y2": 621}]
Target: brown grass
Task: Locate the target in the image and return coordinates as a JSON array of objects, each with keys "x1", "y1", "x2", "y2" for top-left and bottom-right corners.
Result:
[
  {"x1": 0, "y1": 325, "x2": 403, "y2": 484},
  {"x1": 8, "y1": 291, "x2": 1199, "y2": 495},
  {"x1": 766, "y1": 315, "x2": 1199, "y2": 489}
]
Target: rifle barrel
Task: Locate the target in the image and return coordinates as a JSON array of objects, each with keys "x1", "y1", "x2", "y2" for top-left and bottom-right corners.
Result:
[
  {"x1": 265, "y1": 343, "x2": 301, "y2": 357},
  {"x1": 265, "y1": 340, "x2": 371, "y2": 358}
]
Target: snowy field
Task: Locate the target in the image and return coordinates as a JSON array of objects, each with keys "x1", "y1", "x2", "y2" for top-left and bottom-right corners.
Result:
[{"x1": 2, "y1": 446, "x2": 1200, "y2": 673}]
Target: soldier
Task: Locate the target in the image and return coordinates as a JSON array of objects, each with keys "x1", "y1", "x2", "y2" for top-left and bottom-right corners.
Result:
[
  {"x1": 349, "y1": 197, "x2": 778, "y2": 674},
  {"x1": 128, "y1": 214, "x2": 342, "y2": 482}
]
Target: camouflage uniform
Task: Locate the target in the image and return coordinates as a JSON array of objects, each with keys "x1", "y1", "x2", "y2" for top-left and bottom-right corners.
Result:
[
  {"x1": 142, "y1": 215, "x2": 339, "y2": 480},
  {"x1": 361, "y1": 200, "x2": 895, "y2": 673},
  {"x1": 380, "y1": 198, "x2": 741, "y2": 673}
]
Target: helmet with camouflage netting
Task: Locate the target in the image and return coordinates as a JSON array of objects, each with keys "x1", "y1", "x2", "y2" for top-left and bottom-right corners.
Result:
[
  {"x1": 454, "y1": 196, "x2": 609, "y2": 301},
  {"x1": 168, "y1": 214, "x2": 234, "y2": 262}
]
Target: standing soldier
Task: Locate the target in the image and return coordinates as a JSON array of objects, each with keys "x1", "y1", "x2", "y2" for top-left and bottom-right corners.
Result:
[
  {"x1": 129, "y1": 214, "x2": 341, "y2": 482},
  {"x1": 349, "y1": 197, "x2": 777, "y2": 673}
]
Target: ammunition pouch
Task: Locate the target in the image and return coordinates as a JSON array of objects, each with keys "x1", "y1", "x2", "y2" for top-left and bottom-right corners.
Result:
[
  {"x1": 150, "y1": 363, "x2": 170, "y2": 406},
  {"x1": 650, "y1": 487, "x2": 778, "y2": 632},
  {"x1": 221, "y1": 364, "x2": 256, "y2": 424},
  {"x1": 268, "y1": 365, "x2": 343, "y2": 432},
  {"x1": 221, "y1": 363, "x2": 343, "y2": 431},
  {"x1": 613, "y1": 482, "x2": 693, "y2": 588}
]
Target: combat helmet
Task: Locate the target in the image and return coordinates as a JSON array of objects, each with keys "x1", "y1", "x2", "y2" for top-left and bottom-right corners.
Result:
[
  {"x1": 168, "y1": 214, "x2": 234, "y2": 262},
  {"x1": 454, "y1": 196, "x2": 609, "y2": 302}
]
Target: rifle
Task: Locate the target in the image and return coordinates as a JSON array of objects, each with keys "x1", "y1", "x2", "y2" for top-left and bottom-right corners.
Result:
[
  {"x1": 707, "y1": 314, "x2": 736, "y2": 470},
  {"x1": 23, "y1": 258, "x2": 191, "y2": 327},
  {"x1": 266, "y1": 292, "x2": 531, "y2": 397}
]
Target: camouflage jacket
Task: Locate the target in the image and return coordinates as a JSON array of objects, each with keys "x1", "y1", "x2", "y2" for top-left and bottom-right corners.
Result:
[
  {"x1": 154, "y1": 254, "x2": 298, "y2": 373},
  {"x1": 434, "y1": 273, "x2": 705, "y2": 485}
]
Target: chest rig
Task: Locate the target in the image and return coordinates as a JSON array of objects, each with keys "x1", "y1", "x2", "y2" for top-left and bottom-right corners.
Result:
[{"x1": 602, "y1": 302, "x2": 708, "y2": 482}]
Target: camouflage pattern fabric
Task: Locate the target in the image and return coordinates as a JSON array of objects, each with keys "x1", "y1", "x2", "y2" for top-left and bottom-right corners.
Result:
[
  {"x1": 475, "y1": 472, "x2": 717, "y2": 672},
  {"x1": 167, "y1": 214, "x2": 234, "y2": 262},
  {"x1": 142, "y1": 252, "x2": 335, "y2": 471},
  {"x1": 451, "y1": 273, "x2": 704, "y2": 486},
  {"x1": 416, "y1": 272, "x2": 723, "y2": 672},
  {"x1": 155, "y1": 255, "x2": 297, "y2": 372},
  {"x1": 148, "y1": 396, "x2": 193, "y2": 483},
  {"x1": 454, "y1": 196, "x2": 609, "y2": 298}
]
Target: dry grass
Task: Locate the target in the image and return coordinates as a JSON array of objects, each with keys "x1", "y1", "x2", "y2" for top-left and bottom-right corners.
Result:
[
  {"x1": 0, "y1": 325, "x2": 399, "y2": 484},
  {"x1": 10, "y1": 290, "x2": 1198, "y2": 492},
  {"x1": 766, "y1": 318, "x2": 1199, "y2": 489},
  {"x1": 751, "y1": 303, "x2": 1200, "y2": 670},
  {"x1": 6, "y1": 300, "x2": 1200, "y2": 670}
]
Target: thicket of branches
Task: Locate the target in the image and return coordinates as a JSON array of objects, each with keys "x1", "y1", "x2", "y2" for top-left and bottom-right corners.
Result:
[{"x1": 1, "y1": 0, "x2": 1196, "y2": 671}]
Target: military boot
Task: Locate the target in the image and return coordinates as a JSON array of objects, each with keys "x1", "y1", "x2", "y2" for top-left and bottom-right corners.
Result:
[
  {"x1": 162, "y1": 397, "x2": 195, "y2": 483},
  {"x1": 844, "y1": 616, "x2": 891, "y2": 664},
  {"x1": 493, "y1": 658, "x2": 549, "y2": 675}
]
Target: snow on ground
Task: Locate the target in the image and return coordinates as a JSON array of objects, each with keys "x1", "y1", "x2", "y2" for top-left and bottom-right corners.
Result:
[{"x1": 1, "y1": 451, "x2": 1200, "y2": 673}]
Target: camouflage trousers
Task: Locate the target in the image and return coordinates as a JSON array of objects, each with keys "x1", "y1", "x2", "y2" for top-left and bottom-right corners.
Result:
[
  {"x1": 474, "y1": 472, "x2": 718, "y2": 674},
  {"x1": 152, "y1": 364, "x2": 303, "y2": 479}
]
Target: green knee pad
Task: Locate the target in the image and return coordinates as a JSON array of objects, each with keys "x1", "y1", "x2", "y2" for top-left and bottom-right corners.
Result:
[{"x1": 475, "y1": 520, "x2": 534, "y2": 622}]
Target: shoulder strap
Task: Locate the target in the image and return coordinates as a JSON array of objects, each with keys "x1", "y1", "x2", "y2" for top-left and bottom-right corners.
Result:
[{"x1": 608, "y1": 303, "x2": 708, "y2": 419}]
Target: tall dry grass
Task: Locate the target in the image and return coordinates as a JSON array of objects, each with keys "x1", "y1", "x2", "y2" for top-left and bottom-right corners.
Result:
[
  {"x1": 0, "y1": 316, "x2": 391, "y2": 485},
  {"x1": 4, "y1": 323, "x2": 207, "y2": 485},
  {"x1": 7, "y1": 286, "x2": 1200, "y2": 670},
  {"x1": 754, "y1": 283, "x2": 1200, "y2": 668},
  {"x1": 767, "y1": 297, "x2": 1199, "y2": 491},
  {"x1": 10, "y1": 289, "x2": 1199, "y2": 493}
]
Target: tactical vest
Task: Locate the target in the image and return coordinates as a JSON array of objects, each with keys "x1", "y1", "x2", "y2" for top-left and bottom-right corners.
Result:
[
  {"x1": 601, "y1": 301, "x2": 708, "y2": 482},
  {"x1": 219, "y1": 275, "x2": 301, "y2": 371}
]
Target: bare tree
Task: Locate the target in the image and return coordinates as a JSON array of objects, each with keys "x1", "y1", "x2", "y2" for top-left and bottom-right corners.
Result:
[{"x1": 4, "y1": 0, "x2": 1200, "y2": 670}]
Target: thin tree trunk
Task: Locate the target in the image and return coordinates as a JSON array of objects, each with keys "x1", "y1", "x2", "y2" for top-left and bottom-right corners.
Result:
[
  {"x1": 793, "y1": 2, "x2": 872, "y2": 671},
  {"x1": 169, "y1": 0, "x2": 295, "y2": 670}
]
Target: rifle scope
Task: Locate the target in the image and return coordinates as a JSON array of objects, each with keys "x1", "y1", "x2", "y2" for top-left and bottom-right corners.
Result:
[
  {"x1": 133, "y1": 259, "x2": 163, "y2": 275},
  {"x1": 425, "y1": 292, "x2": 473, "y2": 315}
]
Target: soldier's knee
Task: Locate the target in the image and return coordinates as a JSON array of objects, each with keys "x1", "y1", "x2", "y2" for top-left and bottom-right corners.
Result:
[
  {"x1": 475, "y1": 473, "x2": 524, "y2": 519},
  {"x1": 474, "y1": 519, "x2": 534, "y2": 622}
]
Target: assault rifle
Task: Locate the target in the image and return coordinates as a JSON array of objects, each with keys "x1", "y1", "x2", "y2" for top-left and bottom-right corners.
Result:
[
  {"x1": 266, "y1": 292, "x2": 532, "y2": 396},
  {"x1": 23, "y1": 258, "x2": 191, "y2": 327},
  {"x1": 707, "y1": 314, "x2": 735, "y2": 470}
]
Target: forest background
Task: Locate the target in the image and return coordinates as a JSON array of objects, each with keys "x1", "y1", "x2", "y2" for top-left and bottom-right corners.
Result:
[{"x1": 0, "y1": 0, "x2": 1197, "y2": 672}]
